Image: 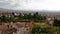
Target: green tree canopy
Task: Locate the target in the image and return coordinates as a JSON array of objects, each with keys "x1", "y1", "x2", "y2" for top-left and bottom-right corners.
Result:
[
  {"x1": 53, "y1": 18, "x2": 60, "y2": 26},
  {"x1": 1, "y1": 15, "x2": 8, "y2": 23}
]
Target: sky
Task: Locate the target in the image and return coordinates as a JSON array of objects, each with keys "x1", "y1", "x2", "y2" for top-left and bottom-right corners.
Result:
[{"x1": 0, "y1": 0, "x2": 60, "y2": 11}]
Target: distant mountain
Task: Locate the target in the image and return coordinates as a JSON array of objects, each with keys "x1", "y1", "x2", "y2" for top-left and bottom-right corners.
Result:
[
  {"x1": 0, "y1": 8, "x2": 60, "y2": 14},
  {"x1": 0, "y1": 8, "x2": 13, "y2": 13},
  {"x1": 0, "y1": 8, "x2": 8, "y2": 11}
]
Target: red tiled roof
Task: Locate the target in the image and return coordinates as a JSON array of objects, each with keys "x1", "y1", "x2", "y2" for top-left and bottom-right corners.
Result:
[
  {"x1": 26, "y1": 23, "x2": 35, "y2": 32},
  {"x1": 16, "y1": 23, "x2": 25, "y2": 28},
  {"x1": 26, "y1": 23, "x2": 34, "y2": 28},
  {"x1": 16, "y1": 23, "x2": 35, "y2": 28},
  {"x1": 0, "y1": 25, "x2": 8, "y2": 31},
  {"x1": 7, "y1": 28, "x2": 17, "y2": 33}
]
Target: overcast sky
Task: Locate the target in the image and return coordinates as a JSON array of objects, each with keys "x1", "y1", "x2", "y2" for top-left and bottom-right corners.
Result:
[{"x1": 0, "y1": 0, "x2": 60, "y2": 11}]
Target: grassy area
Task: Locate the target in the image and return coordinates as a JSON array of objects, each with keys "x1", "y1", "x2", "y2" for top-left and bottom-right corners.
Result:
[{"x1": 31, "y1": 23, "x2": 60, "y2": 34}]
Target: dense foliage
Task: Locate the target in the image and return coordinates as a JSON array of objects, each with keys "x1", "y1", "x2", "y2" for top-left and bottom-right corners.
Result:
[
  {"x1": 53, "y1": 18, "x2": 60, "y2": 26},
  {"x1": 0, "y1": 12, "x2": 46, "y2": 22},
  {"x1": 31, "y1": 23, "x2": 47, "y2": 34},
  {"x1": 31, "y1": 23, "x2": 58, "y2": 34}
]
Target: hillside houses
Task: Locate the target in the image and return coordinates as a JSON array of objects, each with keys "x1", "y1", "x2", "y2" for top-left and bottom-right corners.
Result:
[
  {"x1": 0, "y1": 12, "x2": 59, "y2": 34},
  {"x1": 0, "y1": 22, "x2": 35, "y2": 34}
]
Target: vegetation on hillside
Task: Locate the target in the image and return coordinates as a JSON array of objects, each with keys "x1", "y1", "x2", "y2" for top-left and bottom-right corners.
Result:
[
  {"x1": 31, "y1": 23, "x2": 58, "y2": 34},
  {"x1": 0, "y1": 12, "x2": 46, "y2": 23}
]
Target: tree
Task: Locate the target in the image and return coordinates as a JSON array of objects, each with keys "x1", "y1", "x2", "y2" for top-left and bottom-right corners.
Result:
[
  {"x1": 33, "y1": 12, "x2": 39, "y2": 22},
  {"x1": 17, "y1": 14, "x2": 23, "y2": 22},
  {"x1": 9, "y1": 16, "x2": 15, "y2": 23},
  {"x1": 31, "y1": 23, "x2": 47, "y2": 34},
  {"x1": 0, "y1": 17, "x2": 2, "y2": 25},
  {"x1": 1, "y1": 15, "x2": 8, "y2": 23},
  {"x1": 27, "y1": 13, "x2": 32, "y2": 20},
  {"x1": 32, "y1": 12, "x2": 46, "y2": 22},
  {"x1": 31, "y1": 25, "x2": 41, "y2": 34},
  {"x1": 23, "y1": 13, "x2": 28, "y2": 19},
  {"x1": 53, "y1": 19, "x2": 60, "y2": 26}
]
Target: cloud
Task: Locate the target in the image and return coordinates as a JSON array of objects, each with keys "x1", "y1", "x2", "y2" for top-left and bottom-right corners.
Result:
[
  {"x1": 0, "y1": 0, "x2": 60, "y2": 11},
  {"x1": 13, "y1": 0, "x2": 60, "y2": 11},
  {"x1": 0, "y1": 0, "x2": 19, "y2": 9}
]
